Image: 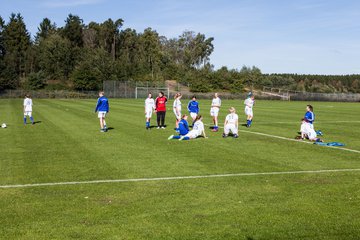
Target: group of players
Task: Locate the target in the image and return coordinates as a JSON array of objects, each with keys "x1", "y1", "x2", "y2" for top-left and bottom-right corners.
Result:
[
  {"x1": 143, "y1": 91, "x2": 255, "y2": 141},
  {"x1": 21, "y1": 91, "x2": 320, "y2": 143}
]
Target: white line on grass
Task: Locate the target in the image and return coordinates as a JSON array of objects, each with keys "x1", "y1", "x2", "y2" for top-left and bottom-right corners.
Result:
[
  {"x1": 204, "y1": 124, "x2": 360, "y2": 154},
  {"x1": 253, "y1": 120, "x2": 360, "y2": 124},
  {"x1": 1, "y1": 168, "x2": 360, "y2": 189}
]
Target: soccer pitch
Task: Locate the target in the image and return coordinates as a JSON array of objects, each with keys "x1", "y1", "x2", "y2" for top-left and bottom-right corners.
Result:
[{"x1": 1, "y1": 98, "x2": 360, "y2": 239}]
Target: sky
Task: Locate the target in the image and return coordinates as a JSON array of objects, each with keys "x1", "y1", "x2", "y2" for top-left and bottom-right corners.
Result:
[{"x1": 1, "y1": 0, "x2": 360, "y2": 75}]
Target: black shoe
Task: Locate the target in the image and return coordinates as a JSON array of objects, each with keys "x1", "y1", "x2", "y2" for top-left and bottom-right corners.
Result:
[{"x1": 234, "y1": 134, "x2": 239, "y2": 138}]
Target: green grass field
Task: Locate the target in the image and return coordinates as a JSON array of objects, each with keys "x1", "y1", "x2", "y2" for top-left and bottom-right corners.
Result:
[{"x1": 1, "y1": 98, "x2": 360, "y2": 239}]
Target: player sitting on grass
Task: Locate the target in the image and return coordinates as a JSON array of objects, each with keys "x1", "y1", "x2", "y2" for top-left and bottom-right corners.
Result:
[
  {"x1": 300, "y1": 118, "x2": 322, "y2": 142},
  {"x1": 187, "y1": 95, "x2": 199, "y2": 127},
  {"x1": 179, "y1": 115, "x2": 207, "y2": 141},
  {"x1": 168, "y1": 115, "x2": 190, "y2": 140},
  {"x1": 223, "y1": 107, "x2": 239, "y2": 138},
  {"x1": 95, "y1": 91, "x2": 109, "y2": 132},
  {"x1": 244, "y1": 93, "x2": 255, "y2": 128},
  {"x1": 23, "y1": 94, "x2": 34, "y2": 125},
  {"x1": 145, "y1": 93, "x2": 155, "y2": 129}
]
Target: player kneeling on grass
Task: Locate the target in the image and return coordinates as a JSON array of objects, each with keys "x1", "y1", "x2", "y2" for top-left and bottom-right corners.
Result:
[
  {"x1": 223, "y1": 107, "x2": 239, "y2": 138},
  {"x1": 95, "y1": 91, "x2": 109, "y2": 132},
  {"x1": 300, "y1": 119, "x2": 322, "y2": 142},
  {"x1": 179, "y1": 115, "x2": 207, "y2": 141},
  {"x1": 168, "y1": 115, "x2": 190, "y2": 140}
]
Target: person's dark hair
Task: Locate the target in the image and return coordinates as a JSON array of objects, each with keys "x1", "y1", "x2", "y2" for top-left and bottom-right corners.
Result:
[
  {"x1": 174, "y1": 92, "x2": 181, "y2": 99},
  {"x1": 192, "y1": 95, "x2": 196, "y2": 99},
  {"x1": 181, "y1": 114, "x2": 187, "y2": 119},
  {"x1": 307, "y1": 105, "x2": 313, "y2": 112},
  {"x1": 25, "y1": 94, "x2": 30, "y2": 98},
  {"x1": 159, "y1": 91, "x2": 164, "y2": 96},
  {"x1": 194, "y1": 115, "x2": 202, "y2": 122}
]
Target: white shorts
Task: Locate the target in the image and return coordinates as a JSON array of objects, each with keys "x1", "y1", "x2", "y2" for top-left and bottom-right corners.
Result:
[
  {"x1": 301, "y1": 122, "x2": 317, "y2": 140},
  {"x1": 24, "y1": 111, "x2": 32, "y2": 117},
  {"x1": 210, "y1": 107, "x2": 219, "y2": 117},
  {"x1": 300, "y1": 122, "x2": 314, "y2": 132},
  {"x1": 185, "y1": 130, "x2": 200, "y2": 139},
  {"x1": 190, "y1": 112, "x2": 197, "y2": 119},
  {"x1": 145, "y1": 109, "x2": 153, "y2": 118},
  {"x1": 308, "y1": 128, "x2": 317, "y2": 140},
  {"x1": 98, "y1": 111, "x2": 107, "y2": 118},
  {"x1": 224, "y1": 124, "x2": 238, "y2": 135},
  {"x1": 174, "y1": 109, "x2": 181, "y2": 120},
  {"x1": 245, "y1": 107, "x2": 253, "y2": 117}
]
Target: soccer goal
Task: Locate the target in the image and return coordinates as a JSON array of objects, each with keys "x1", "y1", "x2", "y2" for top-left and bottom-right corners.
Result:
[{"x1": 135, "y1": 87, "x2": 170, "y2": 99}]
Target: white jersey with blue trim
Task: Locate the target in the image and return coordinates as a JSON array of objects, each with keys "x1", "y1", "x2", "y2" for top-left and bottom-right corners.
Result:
[
  {"x1": 244, "y1": 98, "x2": 254, "y2": 108},
  {"x1": 225, "y1": 113, "x2": 238, "y2": 125},
  {"x1": 173, "y1": 98, "x2": 182, "y2": 111},
  {"x1": 211, "y1": 97, "x2": 221, "y2": 107},
  {"x1": 24, "y1": 98, "x2": 33, "y2": 112},
  {"x1": 145, "y1": 98, "x2": 155, "y2": 110},
  {"x1": 193, "y1": 120, "x2": 204, "y2": 134}
]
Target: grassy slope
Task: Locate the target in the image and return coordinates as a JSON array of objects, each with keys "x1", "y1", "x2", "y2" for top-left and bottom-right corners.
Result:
[{"x1": 0, "y1": 99, "x2": 359, "y2": 239}]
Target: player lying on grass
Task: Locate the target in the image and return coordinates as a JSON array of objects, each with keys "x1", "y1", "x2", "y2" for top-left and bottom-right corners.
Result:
[
  {"x1": 187, "y1": 95, "x2": 199, "y2": 127},
  {"x1": 95, "y1": 91, "x2": 109, "y2": 132},
  {"x1": 179, "y1": 115, "x2": 207, "y2": 141},
  {"x1": 299, "y1": 118, "x2": 322, "y2": 142},
  {"x1": 173, "y1": 92, "x2": 182, "y2": 132},
  {"x1": 244, "y1": 93, "x2": 255, "y2": 128},
  {"x1": 145, "y1": 93, "x2": 155, "y2": 130},
  {"x1": 223, "y1": 107, "x2": 239, "y2": 138},
  {"x1": 23, "y1": 94, "x2": 34, "y2": 125},
  {"x1": 168, "y1": 115, "x2": 190, "y2": 140}
]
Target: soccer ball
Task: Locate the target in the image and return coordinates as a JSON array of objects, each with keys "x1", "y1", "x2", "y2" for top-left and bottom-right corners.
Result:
[{"x1": 1, "y1": 123, "x2": 6, "y2": 128}]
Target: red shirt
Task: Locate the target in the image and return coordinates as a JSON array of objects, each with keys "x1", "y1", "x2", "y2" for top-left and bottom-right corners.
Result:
[{"x1": 155, "y1": 96, "x2": 167, "y2": 112}]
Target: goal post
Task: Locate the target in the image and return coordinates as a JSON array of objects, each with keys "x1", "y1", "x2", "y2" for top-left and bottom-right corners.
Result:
[{"x1": 135, "y1": 87, "x2": 170, "y2": 99}]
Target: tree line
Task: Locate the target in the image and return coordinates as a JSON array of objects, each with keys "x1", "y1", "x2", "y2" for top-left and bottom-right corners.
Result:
[{"x1": 0, "y1": 13, "x2": 359, "y2": 93}]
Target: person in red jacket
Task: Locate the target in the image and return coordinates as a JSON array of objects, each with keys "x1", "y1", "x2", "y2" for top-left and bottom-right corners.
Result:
[{"x1": 155, "y1": 92, "x2": 168, "y2": 129}]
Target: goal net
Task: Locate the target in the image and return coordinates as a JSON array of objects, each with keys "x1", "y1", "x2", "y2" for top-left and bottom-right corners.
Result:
[{"x1": 135, "y1": 87, "x2": 170, "y2": 99}]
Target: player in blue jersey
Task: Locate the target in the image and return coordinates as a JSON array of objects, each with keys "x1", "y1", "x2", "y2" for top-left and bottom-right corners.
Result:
[
  {"x1": 168, "y1": 115, "x2": 190, "y2": 140},
  {"x1": 304, "y1": 105, "x2": 315, "y2": 128},
  {"x1": 95, "y1": 91, "x2": 109, "y2": 132},
  {"x1": 179, "y1": 115, "x2": 207, "y2": 140},
  {"x1": 187, "y1": 96, "x2": 199, "y2": 127}
]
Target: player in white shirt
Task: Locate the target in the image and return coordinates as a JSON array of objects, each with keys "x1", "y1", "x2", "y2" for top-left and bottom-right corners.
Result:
[
  {"x1": 179, "y1": 115, "x2": 207, "y2": 140},
  {"x1": 23, "y1": 94, "x2": 34, "y2": 125},
  {"x1": 223, "y1": 107, "x2": 239, "y2": 138},
  {"x1": 244, "y1": 94, "x2": 255, "y2": 127},
  {"x1": 173, "y1": 92, "x2": 182, "y2": 131},
  {"x1": 210, "y1": 92, "x2": 221, "y2": 132},
  {"x1": 300, "y1": 118, "x2": 322, "y2": 142},
  {"x1": 145, "y1": 93, "x2": 155, "y2": 129}
]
